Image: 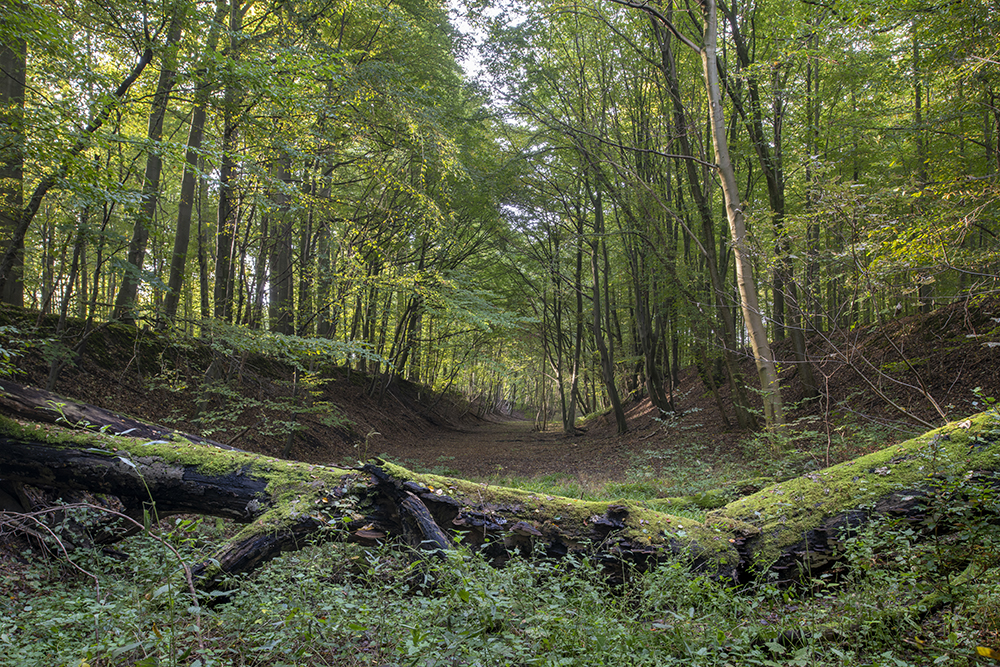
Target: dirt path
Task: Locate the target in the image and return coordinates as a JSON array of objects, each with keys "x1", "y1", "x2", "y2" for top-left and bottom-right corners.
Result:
[{"x1": 373, "y1": 416, "x2": 632, "y2": 482}]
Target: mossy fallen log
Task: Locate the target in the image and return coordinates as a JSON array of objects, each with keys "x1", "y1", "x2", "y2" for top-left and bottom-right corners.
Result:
[
  {"x1": 0, "y1": 380, "x2": 233, "y2": 449},
  {"x1": 1, "y1": 381, "x2": 998, "y2": 590},
  {"x1": 709, "y1": 411, "x2": 1000, "y2": 583},
  {"x1": 0, "y1": 395, "x2": 738, "y2": 585}
]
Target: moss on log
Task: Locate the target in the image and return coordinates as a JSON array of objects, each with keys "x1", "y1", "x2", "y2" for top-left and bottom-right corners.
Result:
[
  {"x1": 2, "y1": 380, "x2": 999, "y2": 590},
  {"x1": 710, "y1": 411, "x2": 1000, "y2": 582}
]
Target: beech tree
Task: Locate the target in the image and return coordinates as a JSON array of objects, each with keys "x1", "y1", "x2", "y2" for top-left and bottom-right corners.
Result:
[
  {"x1": 0, "y1": 2, "x2": 26, "y2": 307},
  {"x1": 162, "y1": 0, "x2": 227, "y2": 323},
  {"x1": 113, "y1": 4, "x2": 185, "y2": 324},
  {"x1": 602, "y1": 0, "x2": 784, "y2": 427}
]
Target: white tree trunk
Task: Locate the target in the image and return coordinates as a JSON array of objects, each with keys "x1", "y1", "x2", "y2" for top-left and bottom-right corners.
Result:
[{"x1": 699, "y1": 0, "x2": 784, "y2": 428}]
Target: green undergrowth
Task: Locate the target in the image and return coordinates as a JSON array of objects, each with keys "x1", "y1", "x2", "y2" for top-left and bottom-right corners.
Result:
[
  {"x1": 3, "y1": 512, "x2": 997, "y2": 667},
  {"x1": 4, "y1": 403, "x2": 1000, "y2": 665}
]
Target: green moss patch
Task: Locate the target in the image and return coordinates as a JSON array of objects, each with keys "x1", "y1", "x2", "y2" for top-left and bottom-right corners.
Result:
[
  {"x1": 374, "y1": 458, "x2": 739, "y2": 565},
  {"x1": 711, "y1": 410, "x2": 1000, "y2": 566}
]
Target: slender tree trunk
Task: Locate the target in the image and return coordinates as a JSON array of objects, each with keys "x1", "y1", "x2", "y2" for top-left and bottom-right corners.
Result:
[
  {"x1": 214, "y1": 0, "x2": 244, "y2": 322},
  {"x1": 113, "y1": 10, "x2": 185, "y2": 323},
  {"x1": 316, "y1": 222, "x2": 334, "y2": 336},
  {"x1": 701, "y1": 0, "x2": 784, "y2": 428},
  {"x1": 163, "y1": 0, "x2": 225, "y2": 324},
  {"x1": 589, "y1": 184, "x2": 627, "y2": 434},
  {"x1": 565, "y1": 219, "x2": 585, "y2": 431},
  {"x1": 296, "y1": 197, "x2": 314, "y2": 336},
  {"x1": 719, "y1": 0, "x2": 818, "y2": 400},
  {"x1": 196, "y1": 156, "x2": 211, "y2": 321},
  {"x1": 248, "y1": 213, "x2": 268, "y2": 329},
  {"x1": 77, "y1": 214, "x2": 88, "y2": 320},
  {"x1": 545, "y1": 231, "x2": 569, "y2": 431},
  {"x1": 654, "y1": 20, "x2": 757, "y2": 428},
  {"x1": 804, "y1": 23, "x2": 822, "y2": 333},
  {"x1": 912, "y1": 22, "x2": 928, "y2": 186},
  {"x1": 911, "y1": 22, "x2": 933, "y2": 314},
  {"x1": 164, "y1": 102, "x2": 205, "y2": 324},
  {"x1": 45, "y1": 211, "x2": 87, "y2": 390}
]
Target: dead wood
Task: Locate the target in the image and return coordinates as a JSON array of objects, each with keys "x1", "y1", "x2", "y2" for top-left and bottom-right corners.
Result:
[
  {"x1": 0, "y1": 380, "x2": 233, "y2": 449},
  {"x1": 1, "y1": 380, "x2": 998, "y2": 591}
]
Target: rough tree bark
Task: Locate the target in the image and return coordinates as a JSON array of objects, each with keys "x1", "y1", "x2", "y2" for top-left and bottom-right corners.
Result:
[
  {"x1": 112, "y1": 7, "x2": 185, "y2": 323},
  {"x1": 0, "y1": 4, "x2": 27, "y2": 307},
  {"x1": 0, "y1": 381, "x2": 997, "y2": 590}
]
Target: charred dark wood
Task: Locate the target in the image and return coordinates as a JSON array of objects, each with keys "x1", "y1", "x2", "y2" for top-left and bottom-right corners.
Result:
[
  {"x1": 364, "y1": 462, "x2": 456, "y2": 551},
  {"x1": 0, "y1": 439, "x2": 266, "y2": 521},
  {"x1": 190, "y1": 515, "x2": 326, "y2": 587},
  {"x1": 1, "y1": 388, "x2": 998, "y2": 593},
  {"x1": 0, "y1": 380, "x2": 234, "y2": 449}
]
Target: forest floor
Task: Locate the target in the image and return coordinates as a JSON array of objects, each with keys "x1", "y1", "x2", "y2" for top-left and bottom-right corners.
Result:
[
  {"x1": 3, "y1": 295, "x2": 999, "y2": 493},
  {"x1": 282, "y1": 295, "x2": 1000, "y2": 491},
  {"x1": 368, "y1": 367, "x2": 754, "y2": 491},
  {"x1": 4, "y1": 299, "x2": 1000, "y2": 666}
]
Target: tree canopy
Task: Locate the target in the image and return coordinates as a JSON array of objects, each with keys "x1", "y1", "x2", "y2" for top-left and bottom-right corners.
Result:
[{"x1": 1, "y1": 0, "x2": 997, "y2": 427}]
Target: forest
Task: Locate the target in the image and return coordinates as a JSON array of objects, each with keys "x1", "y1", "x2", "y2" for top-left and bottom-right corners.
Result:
[{"x1": 1, "y1": 0, "x2": 1000, "y2": 664}]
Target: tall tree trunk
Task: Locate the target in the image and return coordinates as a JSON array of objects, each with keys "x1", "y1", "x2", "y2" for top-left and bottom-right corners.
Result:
[
  {"x1": 45, "y1": 211, "x2": 87, "y2": 390},
  {"x1": 589, "y1": 184, "x2": 627, "y2": 434},
  {"x1": 196, "y1": 156, "x2": 211, "y2": 321},
  {"x1": 0, "y1": 44, "x2": 154, "y2": 297},
  {"x1": 654, "y1": 19, "x2": 757, "y2": 428},
  {"x1": 113, "y1": 9, "x2": 185, "y2": 323},
  {"x1": 0, "y1": 7, "x2": 26, "y2": 307},
  {"x1": 296, "y1": 196, "x2": 314, "y2": 336},
  {"x1": 912, "y1": 22, "x2": 928, "y2": 186},
  {"x1": 719, "y1": 0, "x2": 818, "y2": 400},
  {"x1": 544, "y1": 230, "x2": 569, "y2": 431},
  {"x1": 316, "y1": 221, "x2": 334, "y2": 337},
  {"x1": 268, "y1": 152, "x2": 294, "y2": 335},
  {"x1": 163, "y1": 0, "x2": 225, "y2": 324},
  {"x1": 804, "y1": 23, "x2": 822, "y2": 333},
  {"x1": 214, "y1": 0, "x2": 244, "y2": 322},
  {"x1": 163, "y1": 99, "x2": 205, "y2": 324},
  {"x1": 911, "y1": 21, "x2": 933, "y2": 314},
  {"x1": 243, "y1": 210, "x2": 265, "y2": 329},
  {"x1": 565, "y1": 220, "x2": 585, "y2": 431},
  {"x1": 701, "y1": 0, "x2": 784, "y2": 428}
]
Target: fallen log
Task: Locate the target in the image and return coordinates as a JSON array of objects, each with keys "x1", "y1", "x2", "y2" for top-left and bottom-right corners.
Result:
[
  {"x1": 0, "y1": 379, "x2": 234, "y2": 449},
  {"x1": 1, "y1": 381, "x2": 999, "y2": 589},
  {"x1": 0, "y1": 407, "x2": 738, "y2": 586}
]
